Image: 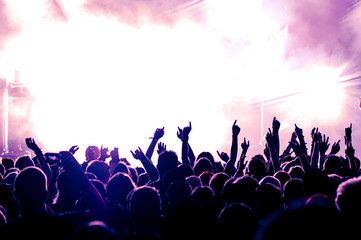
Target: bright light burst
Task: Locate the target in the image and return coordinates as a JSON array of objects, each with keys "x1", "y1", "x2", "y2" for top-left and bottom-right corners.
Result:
[{"x1": 0, "y1": 0, "x2": 359, "y2": 161}]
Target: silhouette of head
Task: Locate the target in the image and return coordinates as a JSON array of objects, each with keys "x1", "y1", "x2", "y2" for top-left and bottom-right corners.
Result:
[
  {"x1": 323, "y1": 155, "x2": 342, "y2": 174},
  {"x1": 193, "y1": 157, "x2": 213, "y2": 176},
  {"x1": 274, "y1": 170, "x2": 291, "y2": 188},
  {"x1": 199, "y1": 171, "x2": 214, "y2": 185},
  {"x1": 259, "y1": 176, "x2": 281, "y2": 190},
  {"x1": 157, "y1": 150, "x2": 178, "y2": 178},
  {"x1": 15, "y1": 156, "x2": 34, "y2": 171},
  {"x1": 185, "y1": 175, "x2": 202, "y2": 190},
  {"x1": 247, "y1": 156, "x2": 266, "y2": 180},
  {"x1": 106, "y1": 172, "x2": 135, "y2": 207},
  {"x1": 167, "y1": 180, "x2": 192, "y2": 207},
  {"x1": 336, "y1": 176, "x2": 361, "y2": 219},
  {"x1": 218, "y1": 203, "x2": 256, "y2": 240},
  {"x1": 127, "y1": 186, "x2": 161, "y2": 227},
  {"x1": 288, "y1": 165, "x2": 304, "y2": 179},
  {"x1": 69, "y1": 220, "x2": 117, "y2": 240},
  {"x1": 2, "y1": 158, "x2": 14, "y2": 171},
  {"x1": 303, "y1": 168, "x2": 329, "y2": 197},
  {"x1": 209, "y1": 172, "x2": 230, "y2": 197},
  {"x1": 86, "y1": 160, "x2": 110, "y2": 184},
  {"x1": 197, "y1": 152, "x2": 215, "y2": 171},
  {"x1": 85, "y1": 146, "x2": 100, "y2": 162},
  {"x1": 14, "y1": 167, "x2": 47, "y2": 209},
  {"x1": 112, "y1": 162, "x2": 130, "y2": 176}
]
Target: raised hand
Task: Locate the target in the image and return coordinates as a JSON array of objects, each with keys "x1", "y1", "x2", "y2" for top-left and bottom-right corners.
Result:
[
  {"x1": 99, "y1": 145, "x2": 110, "y2": 161},
  {"x1": 157, "y1": 142, "x2": 167, "y2": 155},
  {"x1": 345, "y1": 123, "x2": 352, "y2": 146},
  {"x1": 241, "y1": 137, "x2": 250, "y2": 153},
  {"x1": 131, "y1": 147, "x2": 145, "y2": 160},
  {"x1": 69, "y1": 145, "x2": 79, "y2": 155},
  {"x1": 25, "y1": 138, "x2": 41, "y2": 152},
  {"x1": 177, "y1": 127, "x2": 183, "y2": 140},
  {"x1": 232, "y1": 120, "x2": 241, "y2": 136},
  {"x1": 217, "y1": 150, "x2": 230, "y2": 162},
  {"x1": 295, "y1": 124, "x2": 303, "y2": 137},
  {"x1": 330, "y1": 140, "x2": 341, "y2": 155},
  {"x1": 183, "y1": 121, "x2": 192, "y2": 138},
  {"x1": 153, "y1": 127, "x2": 165, "y2": 140},
  {"x1": 272, "y1": 117, "x2": 281, "y2": 132},
  {"x1": 110, "y1": 147, "x2": 120, "y2": 160},
  {"x1": 319, "y1": 134, "x2": 330, "y2": 155}
]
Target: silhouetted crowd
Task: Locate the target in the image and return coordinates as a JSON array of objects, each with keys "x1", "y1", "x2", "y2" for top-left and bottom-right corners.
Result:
[{"x1": 0, "y1": 118, "x2": 360, "y2": 239}]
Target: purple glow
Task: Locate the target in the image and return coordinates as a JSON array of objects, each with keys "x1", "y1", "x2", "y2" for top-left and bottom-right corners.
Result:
[{"x1": 0, "y1": 1, "x2": 360, "y2": 162}]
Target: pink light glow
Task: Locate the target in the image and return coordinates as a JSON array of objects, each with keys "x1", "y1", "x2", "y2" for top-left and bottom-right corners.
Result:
[{"x1": 0, "y1": 0, "x2": 361, "y2": 162}]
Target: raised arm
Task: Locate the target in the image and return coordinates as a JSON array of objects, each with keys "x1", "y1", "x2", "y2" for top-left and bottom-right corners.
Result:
[
  {"x1": 234, "y1": 138, "x2": 249, "y2": 177},
  {"x1": 225, "y1": 120, "x2": 240, "y2": 175},
  {"x1": 131, "y1": 147, "x2": 159, "y2": 183},
  {"x1": 294, "y1": 124, "x2": 308, "y2": 156},
  {"x1": 177, "y1": 124, "x2": 196, "y2": 167},
  {"x1": 318, "y1": 134, "x2": 330, "y2": 169},
  {"x1": 310, "y1": 131, "x2": 320, "y2": 169},
  {"x1": 180, "y1": 122, "x2": 192, "y2": 166},
  {"x1": 25, "y1": 138, "x2": 52, "y2": 186},
  {"x1": 344, "y1": 124, "x2": 358, "y2": 177},
  {"x1": 272, "y1": 117, "x2": 281, "y2": 157},
  {"x1": 289, "y1": 139, "x2": 312, "y2": 173},
  {"x1": 146, "y1": 127, "x2": 165, "y2": 160},
  {"x1": 60, "y1": 151, "x2": 108, "y2": 218},
  {"x1": 265, "y1": 129, "x2": 280, "y2": 172}
]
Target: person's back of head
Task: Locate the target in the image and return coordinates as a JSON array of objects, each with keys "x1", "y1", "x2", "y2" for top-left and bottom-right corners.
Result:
[
  {"x1": 218, "y1": 203, "x2": 256, "y2": 240},
  {"x1": 85, "y1": 146, "x2": 100, "y2": 162},
  {"x1": 128, "y1": 186, "x2": 161, "y2": 227},
  {"x1": 137, "y1": 173, "x2": 150, "y2": 186},
  {"x1": 261, "y1": 206, "x2": 344, "y2": 240},
  {"x1": 282, "y1": 179, "x2": 305, "y2": 208},
  {"x1": 274, "y1": 170, "x2": 291, "y2": 188},
  {"x1": 303, "y1": 168, "x2": 329, "y2": 197},
  {"x1": 185, "y1": 175, "x2": 202, "y2": 190},
  {"x1": 106, "y1": 172, "x2": 135, "y2": 207},
  {"x1": 209, "y1": 172, "x2": 230, "y2": 197},
  {"x1": 15, "y1": 156, "x2": 34, "y2": 171},
  {"x1": 199, "y1": 171, "x2": 214, "y2": 186},
  {"x1": 255, "y1": 183, "x2": 282, "y2": 219},
  {"x1": 86, "y1": 160, "x2": 110, "y2": 184},
  {"x1": 193, "y1": 157, "x2": 213, "y2": 176},
  {"x1": 288, "y1": 165, "x2": 304, "y2": 179},
  {"x1": 197, "y1": 152, "x2": 215, "y2": 170},
  {"x1": 323, "y1": 155, "x2": 342, "y2": 174},
  {"x1": 177, "y1": 164, "x2": 195, "y2": 178},
  {"x1": 335, "y1": 176, "x2": 361, "y2": 219},
  {"x1": 112, "y1": 162, "x2": 130, "y2": 177},
  {"x1": 222, "y1": 178, "x2": 256, "y2": 209},
  {"x1": 14, "y1": 167, "x2": 47, "y2": 211},
  {"x1": 162, "y1": 168, "x2": 186, "y2": 190},
  {"x1": 157, "y1": 150, "x2": 178, "y2": 178},
  {"x1": 167, "y1": 180, "x2": 192, "y2": 207},
  {"x1": 259, "y1": 176, "x2": 281, "y2": 190},
  {"x1": 2, "y1": 158, "x2": 14, "y2": 171},
  {"x1": 69, "y1": 220, "x2": 118, "y2": 240},
  {"x1": 192, "y1": 185, "x2": 215, "y2": 206},
  {"x1": 247, "y1": 157, "x2": 266, "y2": 180}
]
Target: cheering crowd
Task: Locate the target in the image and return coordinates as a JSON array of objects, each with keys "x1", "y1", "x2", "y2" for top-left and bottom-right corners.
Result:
[{"x1": 0, "y1": 117, "x2": 359, "y2": 239}]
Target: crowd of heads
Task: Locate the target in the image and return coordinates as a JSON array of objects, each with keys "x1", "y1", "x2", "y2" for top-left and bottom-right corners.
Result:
[{"x1": 0, "y1": 120, "x2": 360, "y2": 239}]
